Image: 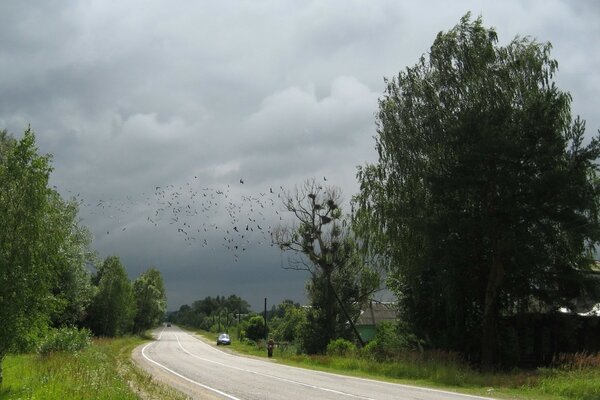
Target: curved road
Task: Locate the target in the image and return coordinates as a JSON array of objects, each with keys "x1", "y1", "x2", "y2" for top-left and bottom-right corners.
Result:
[{"x1": 134, "y1": 326, "x2": 496, "y2": 400}]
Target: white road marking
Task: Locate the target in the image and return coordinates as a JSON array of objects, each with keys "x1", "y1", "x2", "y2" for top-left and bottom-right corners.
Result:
[
  {"x1": 141, "y1": 328, "x2": 242, "y2": 400},
  {"x1": 143, "y1": 327, "x2": 496, "y2": 400},
  {"x1": 176, "y1": 329, "x2": 497, "y2": 400},
  {"x1": 175, "y1": 333, "x2": 376, "y2": 400}
]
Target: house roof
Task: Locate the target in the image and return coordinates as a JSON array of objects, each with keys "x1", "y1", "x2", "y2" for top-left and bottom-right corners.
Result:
[{"x1": 355, "y1": 301, "x2": 397, "y2": 326}]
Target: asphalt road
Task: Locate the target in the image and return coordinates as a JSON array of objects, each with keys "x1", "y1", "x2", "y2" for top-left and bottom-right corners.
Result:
[{"x1": 134, "y1": 326, "x2": 497, "y2": 400}]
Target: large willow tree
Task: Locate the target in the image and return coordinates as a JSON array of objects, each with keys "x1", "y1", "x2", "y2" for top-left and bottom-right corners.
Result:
[{"x1": 354, "y1": 14, "x2": 600, "y2": 368}]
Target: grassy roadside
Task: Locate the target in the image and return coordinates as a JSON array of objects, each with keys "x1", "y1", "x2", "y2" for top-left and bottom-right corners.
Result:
[
  {"x1": 192, "y1": 328, "x2": 600, "y2": 400},
  {"x1": 0, "y1": 335, "x2": 186, "y2": 400}
]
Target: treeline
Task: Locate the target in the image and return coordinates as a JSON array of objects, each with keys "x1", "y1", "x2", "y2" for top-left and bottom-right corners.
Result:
[
  {"x1": 170, "y1": 295, "x2": 365, "y2": 355},
  {"x1": 169, "y1": 295, "x2": 270, "y2": 343},
  {"x1": 0, "y1": 128, "x2": 166, "y2": 385},
  {"x1": 268, "y1": 14, "x2": 600, "y2": 370},
  {"x1": 168, "y1": 294, "x2": 251, "y2": 330},
  {"x1": 86, "y1": 257, "x2": 167, "y2": 337},
  {"x1": 352, "y1": 15, "x2": 600, "y2": 369}
]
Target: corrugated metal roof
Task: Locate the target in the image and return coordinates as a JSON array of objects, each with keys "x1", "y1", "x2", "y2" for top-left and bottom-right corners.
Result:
[{"x1": 355, "y1": 301, "x2": 397, "y2": 326}]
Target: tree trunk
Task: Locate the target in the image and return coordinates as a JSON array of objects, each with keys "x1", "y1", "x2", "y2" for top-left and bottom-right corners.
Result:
[
  {"x1": 481, "y1": 159, "x2": 504, "y2": 370},
  {"x1": 325, "y1": 272, "x2": 336, "y2": 345},
  {"x1": 481, "y1": 255, "x2": 504, "y2": 370},
  {"x1": 329, "y1": 279, "x2": 366, "y2": 347}
]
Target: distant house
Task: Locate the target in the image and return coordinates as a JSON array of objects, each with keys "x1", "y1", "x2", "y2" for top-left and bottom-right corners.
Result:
[
  {"x1": 553, "y1": 262, "x2": 600, "y2": 315},
  {"x1": 354, "y1": 301, "x2": 397, "y2": 342},
  {"x1": 574, "y1": 264, "x2": 600, "y2": 315}
]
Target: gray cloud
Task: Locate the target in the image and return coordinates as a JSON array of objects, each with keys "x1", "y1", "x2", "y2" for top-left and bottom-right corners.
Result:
[{"x1": 1, "y1": 0, "x2": 598, "y2": 310}]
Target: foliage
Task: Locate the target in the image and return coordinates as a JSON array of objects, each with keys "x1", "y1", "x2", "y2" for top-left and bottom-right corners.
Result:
[
  {"x1": 133, "y1": 267, "x2": 167, "y2": 333},
  {"x1": 270, "y1": 301, "x2": 306, "y2": 343},
  {"x1": 361, "y1": 321, "x2": 420, "y2": 361},
  {"x1": 294, "y1": 252, "x2": 380, "y2": 354},
  {"x1": 552, "y1": 352, "x2": 600, "y2": 371},
  {"x1": 244, "y1": 315, "x2": 267, "y2": 342},
  {"x1": 0, "y1": 127, "x2": 96, "y2": 386},
  {"x1": 1, "y1": 336, "x2": 187, "y2": 400},
  {"x1": 354, "y1": 13, "x2": 600, "y2": 367},
  {"x1": 273, "y1": 179, "x2": 380, "y2": 353},
  {"x1": 86, "y1": 256, "x2": 136, "y2": 337},
  {"x1": 46, "y1": 194, "x2": 95, "y2": 327},
  {"x1": 216, "y1": 328, "x2": 600, "y2": 399},
  {"x1": 37, "y1": 327, "x2": 91, "y2": 355},
  {"x1": 168, "y1": 294, "x2": 250, "y2": 330},
  {"x1": 326, "y1": 338, "x2": 356, "y2": 357},
  {"x1": 296, "y1": 306, "x2": 330, "y2": 354},
  {"x1": 267, "y1": 299, "x2": 300, "y2": 319},
  {"x1": 0, "y1": 127, "x2": 55, "y2": 384}
]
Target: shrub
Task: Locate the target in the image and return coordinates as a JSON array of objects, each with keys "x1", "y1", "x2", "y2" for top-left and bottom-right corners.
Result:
[
  {"x1": 360, "y1": 339, "x2": 379, "y2": 359},
  {"x1": 38, "y1": 326, "x2": 91, "y2": 355},
  {"x1": 326, "y1": 338, "x2": 356, "y2": 357},
  {"x1": 552, "y1": 352, "x2": 600, "y2": 370},
  {"x1": 245, "y1": 315, "x2": 267, "y2": 342},
  {"x1": 361, "y1": 321, "x2": 419, "y2": 361},
  {"x1": 11, "y1": 318, "x2": 49, "y2": 353},
  {"x1": 272, "y1": 306, "x2": 306, "y2": 343},
  {"x1": 297, "y1": 308, "x2": 329, "y2": 354}
]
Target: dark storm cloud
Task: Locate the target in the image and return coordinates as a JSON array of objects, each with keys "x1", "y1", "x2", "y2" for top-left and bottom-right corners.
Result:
[{"x1": 1, "y1": 0, "x2": 598, "y2": 310}]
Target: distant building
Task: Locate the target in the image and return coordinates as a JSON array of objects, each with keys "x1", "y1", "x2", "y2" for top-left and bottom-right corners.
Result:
[{"x1": 354, "y1": 300, "x2": 397, "y2": 342}]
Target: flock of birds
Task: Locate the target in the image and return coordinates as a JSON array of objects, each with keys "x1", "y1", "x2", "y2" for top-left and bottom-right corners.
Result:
[{"x1": 64, "y1": 176, "x2": 325, "y2": 263}]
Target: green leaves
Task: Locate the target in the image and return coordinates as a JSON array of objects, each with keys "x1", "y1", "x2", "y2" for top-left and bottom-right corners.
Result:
[
  {"x1": 86, "y1": 256, "x2": 135, "y2": 337},
  {"x1": 133, "y1": 268, "x2": 167, "y2": 333},
  {"x1": 355, "y1": 14, "x2": 600, "y2": 366},
  {"x1": 0, "y1": 127, "x2": 54, "y2": 357},
  {"x1": 0, "y1": 127, "x2": 86, "y2": 385},
  {"x1": 273, "y1": 179, "x2": 381, "y2": 352}
]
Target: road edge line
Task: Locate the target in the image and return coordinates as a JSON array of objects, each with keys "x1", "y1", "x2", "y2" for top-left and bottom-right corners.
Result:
[{"x1": 141, "y1": 331, "x2": 241, "y2": 400}]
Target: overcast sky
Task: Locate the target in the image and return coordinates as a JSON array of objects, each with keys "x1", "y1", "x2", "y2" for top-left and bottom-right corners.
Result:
[{"x1": 2, "y1": 1, "x2": 599, "y2": 311}]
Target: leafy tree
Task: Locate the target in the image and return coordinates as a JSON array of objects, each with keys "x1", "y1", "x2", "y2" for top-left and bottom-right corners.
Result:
[
  {"x1": 168, "y1": 294, "x2": 251, "y2": 329},
  {"x1": 268, "y1": 299, "x2": 300, "y2": 319},
  {"x1": 270, "y1": 300, "x2": 305, "y2": 342},
  {"x1": 168, "y1": 304, "x2": 193, "y2": 325},
  {"x1": 86, "y1": 256, "x2": 135, "y2": 337},
  {"x1": 224, "y1": 294, "x2": 251, "y2": 315},
  {"x1": 0, "y1": 129, "x2": 16, "y2": 163},
  {"x1": 273, "y1": 179, "x2": 380, "y2": 352},
  {"x1": 133, "y1": 267, "x2": 167, "y2": 333},
  {"x1": 244, "y1": 315, "x2": 267, "y2": 342},
  {"x1": 355, "y1": 14, "x2": 600, "y2": 368},
  {"x1": 0, "y1": 128, "x2": 56, "y2": 385},
  {"x1": 46, "y1": 193, "x2": 95, "y2": 327}
]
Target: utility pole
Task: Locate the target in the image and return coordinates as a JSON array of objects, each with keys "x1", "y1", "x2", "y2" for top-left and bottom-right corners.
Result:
[
  {"x1": 328, "y1": 280, "x2": 365, "y2": 347},
  {"x1": 264, "y1": 297, "x2": 268, "y2": 340}
]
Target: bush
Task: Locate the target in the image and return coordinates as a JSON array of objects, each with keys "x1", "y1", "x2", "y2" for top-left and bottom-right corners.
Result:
[
  {"x1": 361, "y1": 321, "x2": 419, "y2": 361},
  {"x1": 38, "y1": 326, "x2": 91, "y2": 355},
  {"x1": 360, "y1": 339, "x2": 379, "y2": 359},
  {"x1": 297, "y1": 308, "x2": 329, "y2": 354},
  {"x1": 326, "y1": 338, "x2": 356, "y2": 357},
  {"x1": 552, "y1": 352, "x2": 600, "y2": 370},
  {"x1": 11, "y1": 318, "x2": 49, "y2": 353},
  {"x1": 245, "y1": 315, "x2": 267, "y2": 342}
]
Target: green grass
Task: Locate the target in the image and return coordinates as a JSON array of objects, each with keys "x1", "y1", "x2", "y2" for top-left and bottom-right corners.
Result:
[
  {"x1": 0, "y1": 335, "x2": 186, "y2": 400},
  {"x1": 191, "y1": 328, "x2": 600, "y2": 400}
]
